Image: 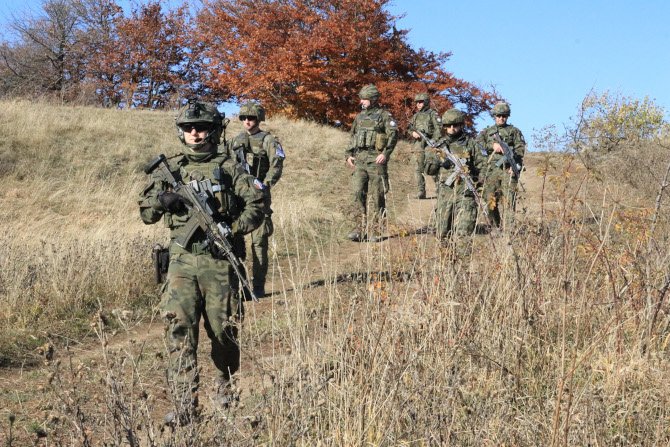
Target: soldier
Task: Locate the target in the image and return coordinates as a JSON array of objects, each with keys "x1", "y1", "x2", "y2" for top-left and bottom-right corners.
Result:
[
  {"x1": 345, "y1": 84, "x2": 398, "y2": 242},
  {"x1": 138, "y1": 100, "x2": 264, "y2": 424},
  {"x1": 228, "y1": 102, "x2": 285, "y2": 298},
  {"x1": 477, "y1": 101, "x2": 526, "y2": 231},
  {"x1": 407, "y1": 92, "x2": 442, "y2": 199},
  {"x1": 424, "y1": 109, "x2": 486, "y2": 253}
]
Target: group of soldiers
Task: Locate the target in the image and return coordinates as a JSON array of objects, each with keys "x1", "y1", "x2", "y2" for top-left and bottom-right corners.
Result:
[
  {"x1": 137, "y1": 85, "x2": 525, "y2": 425},
  {"x1": 345, "y1": 84, "x2": 526, "y2": 251}
]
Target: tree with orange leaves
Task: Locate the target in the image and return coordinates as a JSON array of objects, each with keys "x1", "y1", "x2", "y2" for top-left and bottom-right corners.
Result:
[{"x1": 194, "y1": 0, "x2": 496, "y2": 127}]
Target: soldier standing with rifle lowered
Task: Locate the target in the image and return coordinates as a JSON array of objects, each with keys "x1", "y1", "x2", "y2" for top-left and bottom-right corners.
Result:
[
  {"x1": 345, "y1": 84, "x2": 398, "y2": 242},
  {"x1": 138, "y1": 100, "x2": 264, "y2": 425},
  {"x1": 228, "y1": 102, "x2": 285, "y2": 299},
  {"x1": 408, "y1": 92, "x2": 442, "y2": 199},
  {"x1": 478, "y1": 101, "x2": 526, "y2": 231},
  {"x1": 423, "y1": 109, "x2": 487, "y2": 254}
]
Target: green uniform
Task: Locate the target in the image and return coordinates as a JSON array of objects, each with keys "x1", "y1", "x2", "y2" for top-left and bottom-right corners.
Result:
[
  {"x1": 478, "y1": 123, "x2": 526, "y2": 230},
  {"x1": 229, "y1": 129, "x2": 285, "y2": 296},
  {"x1": 345, "y1": 105, "x2": 398, "y2": 236},
  {"x1": 408, "y1": 106, "x2": 441, "y2": 196},
  {"x1": 138, "y1": 148, "x2": 264, "y2": 415},
  {"x1": 426, "y1": 132, "x2": 487, "y2": 250}
]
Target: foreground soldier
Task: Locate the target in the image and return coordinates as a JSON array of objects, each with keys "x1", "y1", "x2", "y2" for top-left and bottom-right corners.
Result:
[
  {"x1": 229, "y1": 102, "x2": 285, "y2": 298},
  {"x1": 478, "y1": 101, "x2": 526, "y2": 231},
  {"x1": 345, "y1": 84, "x2": 398, "y2": 242},
  {"x1": 408, "y1": 92, "x2": 441, "y2": 199},
  {"x1": 424, "y1": 109, "x2": 486, "y2": 253},
  {"x1": 138, "y1": 100, "x2": 264, "y2": 424}
]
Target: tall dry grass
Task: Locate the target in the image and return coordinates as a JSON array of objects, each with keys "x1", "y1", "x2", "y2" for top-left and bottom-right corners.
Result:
[{"x1": 1, "y1": 99, "x2": 669, "y2": 445}]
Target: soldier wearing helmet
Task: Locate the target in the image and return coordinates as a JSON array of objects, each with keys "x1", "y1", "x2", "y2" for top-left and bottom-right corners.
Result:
[
  {"x1": 228, "y1": 102, "x2": 285, "y2": 298},
  {"x1": 407, "y1": 92, "x2": 442, "y2": 199},
  {"x1": 138, "y1": 99, "x2": 264, "y2": 424},
  {"x1": 345, "y1": 84, "x2": 398, "y2": 242},
  {"x1": 477, "y1": 101, "x2": 526, "y2": 231},
  {"x1": 423, "y1": 108, "x2": 487, "y2": 253}
]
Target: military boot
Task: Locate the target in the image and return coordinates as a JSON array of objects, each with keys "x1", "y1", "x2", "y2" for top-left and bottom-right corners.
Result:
[
  {"x1": 213, "y1": 377, "x2": 240, "y2": 411},
  {"x1": 347, "y1": 229, "x2": 365, "y2": 242}
]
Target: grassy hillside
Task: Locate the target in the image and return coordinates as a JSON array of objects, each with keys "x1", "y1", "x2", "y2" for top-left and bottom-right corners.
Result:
[{"x1": 1, "y1": 100, "x2": 669, "y2": 445}]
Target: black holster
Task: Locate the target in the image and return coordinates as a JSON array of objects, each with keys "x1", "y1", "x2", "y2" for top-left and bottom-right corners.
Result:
[{"x1": 152, "y1": 244, "x2": 170, "y2": 284}]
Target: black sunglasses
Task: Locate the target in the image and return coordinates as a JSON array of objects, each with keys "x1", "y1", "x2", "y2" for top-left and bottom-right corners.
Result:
[
  {"x1": 239, "y1": 115, "x2": 257, "y2": 122},
  {"x1": 180, "y1": 123, "x2": 212, "y2": 132}
]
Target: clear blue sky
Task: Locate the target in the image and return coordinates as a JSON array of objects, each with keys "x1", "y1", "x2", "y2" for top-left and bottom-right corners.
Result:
[
  {"x1": 387, "y1": 0, "x2": 670, "y2": 149},
  {"x1": 2, "y1": 0, "x2": 669, "y2": 150}
]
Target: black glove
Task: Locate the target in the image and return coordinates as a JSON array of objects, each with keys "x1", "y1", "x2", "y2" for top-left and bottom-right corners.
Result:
[{"x1": 158, "y1": 191, "x2": 192, "y2": 213}]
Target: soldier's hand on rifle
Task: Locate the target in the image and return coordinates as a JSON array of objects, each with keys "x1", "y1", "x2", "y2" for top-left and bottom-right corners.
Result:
[
  {"x1": 411, "y1": 131, "x2": 420, "y2": 140},
  {"x1": 375, "y1": 153, "x2": 386, "y2": 164},
  {"x1": 346, "y1": 156, "x2": 356, "y2": 168},
  {"x1": 492, "y1": 142, "x2": 504, "y2": 154},
  {"x1": 158, "y1": 191, "x2": 192, "y2": 213}
]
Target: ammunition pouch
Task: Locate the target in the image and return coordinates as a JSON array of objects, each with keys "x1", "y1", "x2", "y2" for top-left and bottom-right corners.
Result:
[
  {"x1": 375, "y1": 133, "x2": 388, "y2": 152},
  {"x1": 152, "y1": 244, "x2": 170, "y2": 284}
]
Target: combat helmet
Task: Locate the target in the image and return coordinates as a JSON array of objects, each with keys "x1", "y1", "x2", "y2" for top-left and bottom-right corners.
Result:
[
  {"x1": 491, "y1": 101, "x2": 511, "y2": 116},
  {"x1": 441, "y1": 108, "x2": 466, "y2": 125},
  {"x1": 238, "y1": 101, "x2": 266, "y2": 122},
  {"x1": 414, "y1": 92, "x2": 430, "y2": 104},
  {"x1": 175, "y1": 99, "x2": 225, "y2": 149},
  {"x1": 359, "y1": 84, "x2": 380, "y2": 101}
]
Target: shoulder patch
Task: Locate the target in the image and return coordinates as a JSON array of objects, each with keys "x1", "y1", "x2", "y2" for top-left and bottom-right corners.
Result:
[
  {"x1": 389, "y1": 119, "x2": 397, "y2": 128},
  {"x1": 275, "y1": 141, "x2": 286, "y2": 159}
]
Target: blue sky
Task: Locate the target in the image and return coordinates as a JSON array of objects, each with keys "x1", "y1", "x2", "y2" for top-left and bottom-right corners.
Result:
[
  {"x1": 2, "y1": 0, "x2": 669, "y2": 149},
  {"x1": 387, "y1": 0, "x2": 670, "y2": 148}
]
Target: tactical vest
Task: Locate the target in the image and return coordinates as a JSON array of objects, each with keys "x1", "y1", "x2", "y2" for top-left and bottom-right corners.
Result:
[
  {"x1": 354, "y1": 108, "x2": 387, "y2": 151},
  {"x1": 232, "y1": 131, "x2": 271, "y2": 181},
  {"x1": 413, "y1": 109, "x2": 438, "y2": 134},
  {"x1": 164, "y1": 152, "x2": 242, "y2": 245}
]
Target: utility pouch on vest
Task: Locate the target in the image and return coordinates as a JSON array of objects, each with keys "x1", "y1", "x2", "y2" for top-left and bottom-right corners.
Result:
[
  {"x1": 152, "y1": 243, "x2": 170, "y2": 284},
  {"x1": 375, "y1": 133, "x2": 387, "y2": 152}
]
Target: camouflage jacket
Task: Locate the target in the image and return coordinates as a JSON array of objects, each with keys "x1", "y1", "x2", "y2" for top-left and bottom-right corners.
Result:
[
  {"x1": 228, "y1": 130, "x2": 285, "y2": 188},
  {"x1": 138, "y1": 149, "x2": 265, "y2": 248},
  {"x1": 346, "y1": 105, "x2": 398, "y2": 160},
  {"x1": 408, "y1": 107, "x2": 442, "y2": 148},
  {"x1": 477, "y1": 124, "x2": 526, "y2": 168}
]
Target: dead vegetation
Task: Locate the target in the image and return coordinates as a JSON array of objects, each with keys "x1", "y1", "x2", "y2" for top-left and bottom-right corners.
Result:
[{"x1": 1, "y1": 99, "x2": 669, "y2": 445}]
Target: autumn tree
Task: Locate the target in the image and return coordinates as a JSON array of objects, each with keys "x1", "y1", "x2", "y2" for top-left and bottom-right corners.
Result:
[
  {"x1": 0, "y1": 0, "x2": 87, "y2": 99},
  {"x1": 194, "y1": 0, "x2": 496, "y2": 127}
]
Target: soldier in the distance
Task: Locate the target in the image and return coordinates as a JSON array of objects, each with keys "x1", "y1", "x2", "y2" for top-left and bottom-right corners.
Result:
[
  {"x1": 407, "y1": 92, "x2": 442, "y2": 199},
  {"x1": 477, "y1": 101, "x2": 526, "y2": 231},
  {"x1": 345, "y1": 84, "x2": 398, "y2": 242},
  {"x1": 228, "y1": 102, "x2": 285, "y2": 298}
]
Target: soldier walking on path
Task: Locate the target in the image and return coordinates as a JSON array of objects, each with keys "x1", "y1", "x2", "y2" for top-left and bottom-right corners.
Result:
[
  {"x1": 408, "y1": 92, "x2": 442, "y2": 199},
  {"x1": 138, "y1": 100, "x2": 264, "y2": 425},
  {"x1": 345, "y1": 84, "x2": 398, "y2": 242},
  {"x1": 424, "y1": 109, "x2": 487, "y2": 254},
  {"x1": 229, "y1": 102, "x2": 285, "y2": 298},
  {"x1": 477, "y1": 101, "x2": 526, "y2": 231}
]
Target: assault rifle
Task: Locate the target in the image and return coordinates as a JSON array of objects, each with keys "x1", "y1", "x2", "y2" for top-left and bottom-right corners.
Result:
[
  {"x1": 491, "y1": 132, "x2": 522, "y2": 179},
  {"x1": 415, "y1": 130, "x2": 489, "y2": 219},
  {"x1": 144, "y1": 154, "x2": 258, "y2": 302}
]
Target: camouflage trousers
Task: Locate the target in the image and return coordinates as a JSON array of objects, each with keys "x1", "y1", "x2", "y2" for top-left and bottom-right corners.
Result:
[
  {"x1": 483, "y1": 166, "x2": 519, "y2": 231},
  {"x1": 351, "y1": 151, "x2": 389, "y2": 234},
  {"x1": 250, "y1": 213, "x2": 274, "y2": 292},
  {"x1": 160, "y1": 247, "x2": 242, "y2": 410},
  {"x1": 413, "y1": 144, "x2": 438, "y2": 195},
  {"x1": 436, "y1": 183, "x2": 477, "y2": 251}
]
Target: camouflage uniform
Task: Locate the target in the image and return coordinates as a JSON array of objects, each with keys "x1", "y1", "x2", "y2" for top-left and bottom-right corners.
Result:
[
  {"x1": 138, "y1": 101, "x2": 264, "y2": 422},
  {"x1": 425, "y1": 109, "x2": 486, "y2": 252},
  {"x1": 345, "y1": 84, "x2": 398, "y2": 241},
  {"x1": 407, "y1": 93, "x2": 441, "y2": 199},
  {"x1": 478, "y1": 102, "x2": 526, "y2": 230},
  {"x1": 229, "y1": 102, "x2": 285, "y2": 298}
]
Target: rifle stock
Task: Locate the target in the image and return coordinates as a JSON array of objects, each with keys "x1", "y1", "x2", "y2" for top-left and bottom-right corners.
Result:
[{"x1": 145, "y1": 154, "x2": 258, "y2": 302}]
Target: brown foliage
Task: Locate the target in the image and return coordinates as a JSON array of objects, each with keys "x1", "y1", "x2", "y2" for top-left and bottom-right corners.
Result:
[{"x1": 195, "y1": 0, "x2": 496, "y2": 127}]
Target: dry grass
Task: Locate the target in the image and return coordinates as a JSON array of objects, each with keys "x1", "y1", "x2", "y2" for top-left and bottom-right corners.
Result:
[{"x1": 1, "y1": 99, "x2": 669, "y2": 445}]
